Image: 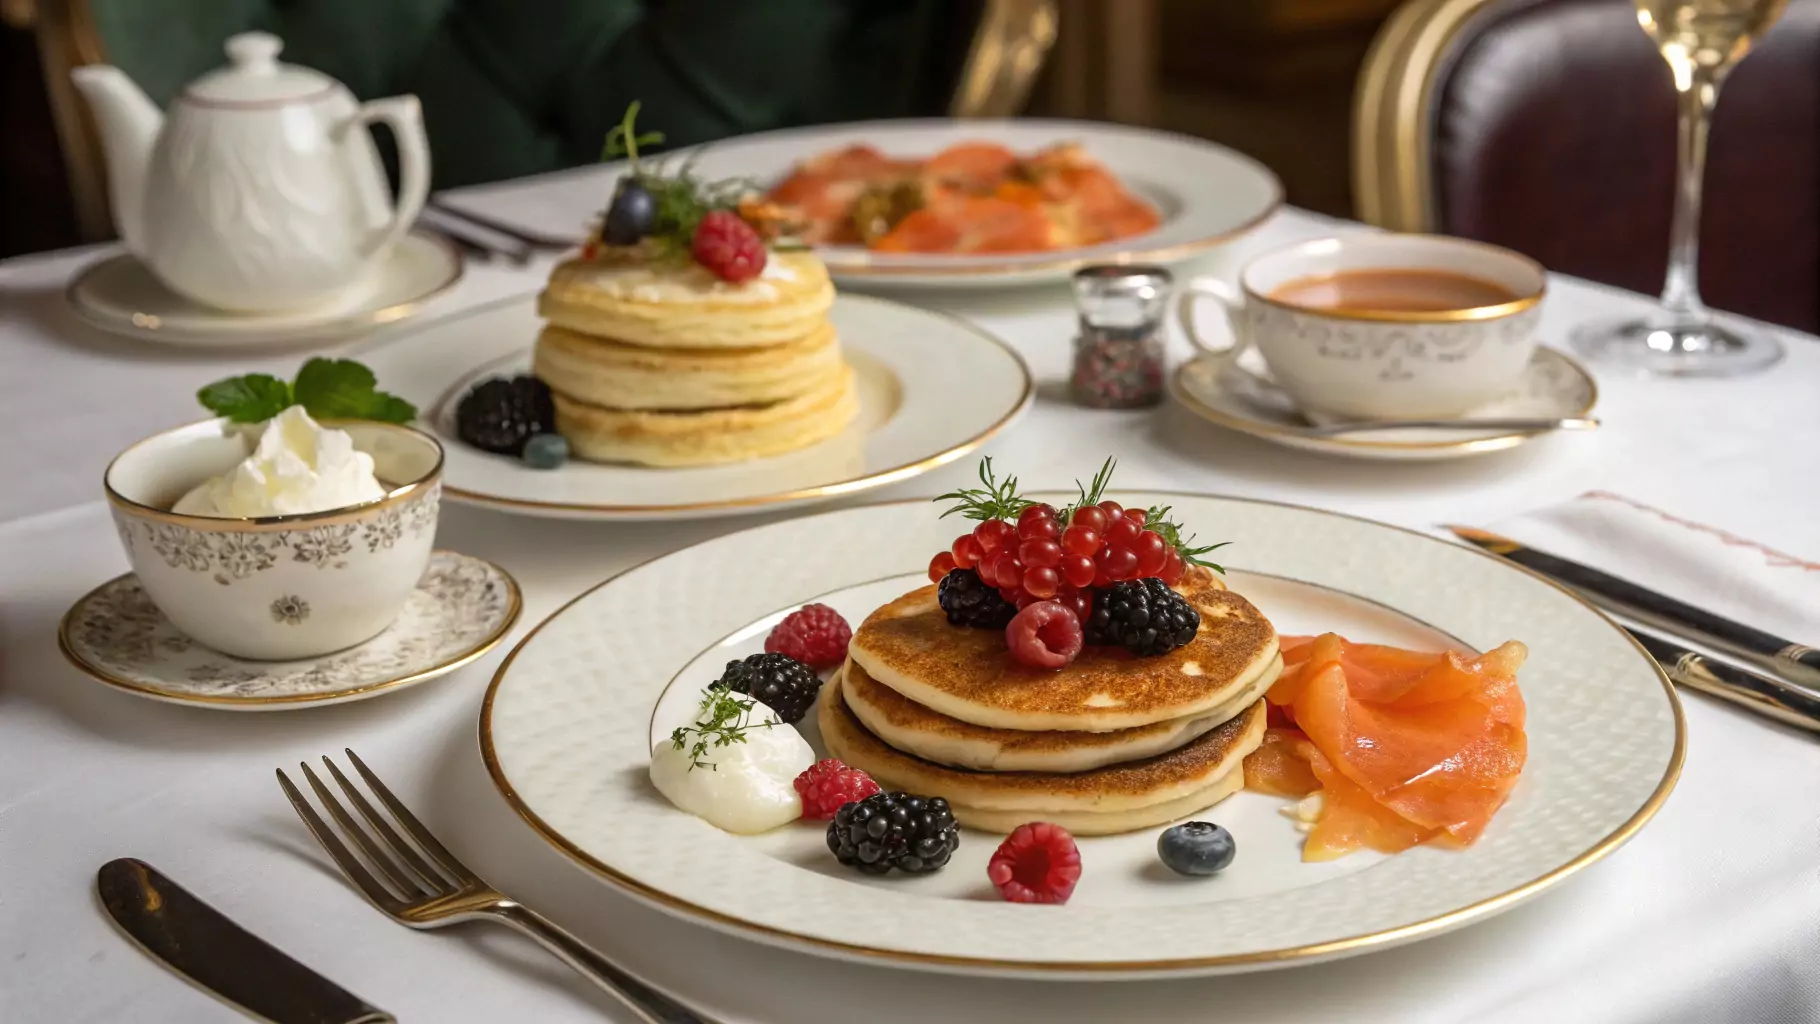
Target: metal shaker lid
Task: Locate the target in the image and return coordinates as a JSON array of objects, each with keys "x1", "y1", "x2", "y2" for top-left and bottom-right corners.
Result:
[{"x1": 1071, "y1": 264, "x2": 1173, "y2": 330}]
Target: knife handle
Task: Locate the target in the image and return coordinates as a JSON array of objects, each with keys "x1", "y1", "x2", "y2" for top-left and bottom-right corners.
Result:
[
  {"x1": 494, "y1": 904, "x2": 716, "y2": 1024},
  {"x1": 1667, "y1": 650, "x2": 1820, "y2": 733},
  {"x1": 1781, "y1": 644, "x2": 1820, "y2": 677}
]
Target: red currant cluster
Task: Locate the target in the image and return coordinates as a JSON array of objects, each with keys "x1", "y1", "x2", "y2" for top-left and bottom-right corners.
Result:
[{"x1": 927, "y1": 501, "x2": 1187, "y2": 614}]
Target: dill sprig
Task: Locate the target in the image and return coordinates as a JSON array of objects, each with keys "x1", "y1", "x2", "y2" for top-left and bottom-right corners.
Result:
[
  {"x1": 597, "y1": 102, "x2": 759, "y2": 264},
  {"x1": 1143, "y1": 506, "x2": 1230, "y2": 573},
  {"x1": 1057, "y1": 457, "x2": 1117, "y2": 524},
  {"x1": 934, "y1": 457, "x2": 1038, "y2": 521},
  {"x1": 600, "y1": 101, "x2": 665, "y2": 167},
  {"x1": 668, "y1": 685, "x2": 774, "y2": 772}
]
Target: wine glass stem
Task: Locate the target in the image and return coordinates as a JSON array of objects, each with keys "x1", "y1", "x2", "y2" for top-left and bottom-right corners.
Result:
[{"x1": 1660, "y1": 72, "x2": 1723, "y2": 320}]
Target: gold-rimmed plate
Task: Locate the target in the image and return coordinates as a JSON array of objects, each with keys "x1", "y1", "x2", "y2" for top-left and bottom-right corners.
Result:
[
  {"x1": 66, "y1": 231, "x2": 463, "y2": 349},
  {"x1": 59, "y1": 551, "x2": 519, "y2": 710},
  {"x1": 362, "y1": 292, "x2": 1032, "y2": 521},
  {"x1": 480, "y1": 495, "x2": 1682, "y2": 977},
  {"x1": 435, "y1": 119, "x2": 1283, "y2": 289},
  {"x1": 1170, "y1": 347, "x2": 1599, "y2": 461}
]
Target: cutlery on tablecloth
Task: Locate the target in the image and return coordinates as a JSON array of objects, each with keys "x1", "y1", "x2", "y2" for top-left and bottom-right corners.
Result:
[
  {"x1": 1627, "y1": 628, "x2": 1820, "y2": 732},
  {"x1": 427, "y1": 198, "x2": 576, "y2": 251},
  {"x1": 1449, "y1": 526, "x2": 1820, "y2": 689},
  {"x1": 97, "y1": 857, "x2": 394, "y2": 1023},
  {"x1": 278, "y1": 750, "x2": 717, "y2": 1024},
  {"x1": 416, "y1": 207, "x2": 533, "y2": 266}
]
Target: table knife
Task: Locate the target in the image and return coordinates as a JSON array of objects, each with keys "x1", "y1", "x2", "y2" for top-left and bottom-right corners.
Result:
[
  {"x1": 1448, "y1": 526, "x2": 1820, "y2": 690},
  {"x1": 98, "y1": 858, "x2": 393, "y2": 1024},
  {"x1": 1627, "y1": 628, "x2": 1820, "y2": 732}
]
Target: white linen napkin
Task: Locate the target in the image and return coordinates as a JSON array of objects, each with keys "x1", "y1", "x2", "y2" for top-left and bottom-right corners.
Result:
[
  {"x1": 1477, "y1": 491, "x2": 1820, "y2": 1024},
  {"x1": 1487, "y1": 490, "x2": 1820, "y2": 647}
]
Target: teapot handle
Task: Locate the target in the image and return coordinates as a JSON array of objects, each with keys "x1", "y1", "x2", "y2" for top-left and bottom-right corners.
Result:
[{"x1": 350, "y1": 95, "x2": 430, "y2": 260}]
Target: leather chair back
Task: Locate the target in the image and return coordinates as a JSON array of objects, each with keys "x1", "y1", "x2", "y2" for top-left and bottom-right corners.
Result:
[{"x1": 1356, "y1": 0, "x2": 1820, "y2": 333}]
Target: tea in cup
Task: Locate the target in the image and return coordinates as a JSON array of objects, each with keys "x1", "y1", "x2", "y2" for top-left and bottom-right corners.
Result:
[{"x1": 1176, "y1": 234, "x2": 1547, "y2": 420}]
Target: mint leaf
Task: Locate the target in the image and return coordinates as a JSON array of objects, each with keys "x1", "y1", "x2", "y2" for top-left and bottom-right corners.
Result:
[
  {"x1": 197, "y1": 374, "x2": 292, "y2": 423},
  {"x1": 291, "y1": 358, "x2": 417, "y2": 424}
]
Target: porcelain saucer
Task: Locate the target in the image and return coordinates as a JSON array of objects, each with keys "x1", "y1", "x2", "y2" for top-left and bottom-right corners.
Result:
[
  {"x1": 1169, "y1": 346, "x2": 1598, "y2": 461},
  {"x1": 66, "y1": 231, "x2": 464, "y2": 349},
  {"x1": 58, "y1": 551, "x2": 519, "y2": 710}
]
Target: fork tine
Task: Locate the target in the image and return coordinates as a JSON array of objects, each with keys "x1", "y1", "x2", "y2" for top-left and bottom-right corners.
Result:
[
  {"x1": 344, "y1": 748, "x2": 478, "y2": 885},
  {"x1": 300, "y1": 762, "x2": 428, "y2": 901},
  {"x1": 321, "y1": 756, "x2": 453, "y2": 892},
  {"x1": 277, "y1": 768, "x2": 405, "y2": 913}
]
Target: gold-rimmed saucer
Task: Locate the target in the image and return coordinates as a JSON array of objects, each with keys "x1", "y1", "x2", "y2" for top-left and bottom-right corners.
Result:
[
  {"x1": 58, "y1": 551, "x2": 519, "y2": 710},
  {"x1": 66, "y1": 231, "x2": 463, "y2": 349},
  {"x1": 1170, "y1": 347, "x2": 1598, "y2": 461}
]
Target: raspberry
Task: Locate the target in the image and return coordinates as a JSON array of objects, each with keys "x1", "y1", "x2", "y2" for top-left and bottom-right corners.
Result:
[
  {"x1": 1005, "y1": 601, "x2": 1083, "y2": 669},
  {"x1": 988, "y1": 822, "x2": 1082, "y2": 904},
  {"x1": 794, "y1": 759, "x2": 880, "y2": 820},
  {"x1": 765, "y1": 603, "x2": 852, "y2": 670},
  {"x1": 691, "y1": 210, "x2": 767, "y2": 282}
]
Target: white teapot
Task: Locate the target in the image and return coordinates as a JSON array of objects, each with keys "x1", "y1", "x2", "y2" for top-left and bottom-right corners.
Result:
[{"x1": 71, "y1": 33, "x2": 430, "y2": 313}]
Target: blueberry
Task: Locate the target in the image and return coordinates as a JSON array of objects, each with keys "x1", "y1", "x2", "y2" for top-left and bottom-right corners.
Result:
[
  {"x1": 520, "y1": 432, "x2": 569, "y2": 470},
  {"x1": 602, "y1": 180, "x2": 658, "y2": 245},
  {"x1": 1157, "y1": 821, "x2": 1235, "y2": 877}
]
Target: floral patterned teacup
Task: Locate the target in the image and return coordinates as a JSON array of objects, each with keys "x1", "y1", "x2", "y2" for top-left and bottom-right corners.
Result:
[
  {"x1": 105, "y1": 417, "x2": 442, "y2": 660},
  {"x1": 1176, "y1": 234, "x2": 1547, "y2": 420}
]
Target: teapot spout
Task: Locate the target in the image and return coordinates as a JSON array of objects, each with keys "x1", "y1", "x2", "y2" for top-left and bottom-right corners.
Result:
[{"x1": 70, "y1": 65, "x2": 162, "y2": 254}]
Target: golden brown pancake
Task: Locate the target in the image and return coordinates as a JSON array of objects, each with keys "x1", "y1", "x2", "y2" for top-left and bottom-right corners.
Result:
[
  {"x1": 841, "y1": 654, "x2": 1280, "y2": 773},
  {"x1": 846, "y1": 568, "x2": 1280, "y2": 732},
  {"x1": 819, "y1": 682, "x2": 1265, "y2": 834},
  {"x1": 534, "y1": 320, "x2": 844, "y2": 411},
  {"x1": 552, "y1": 362, "x2": 858, "y2": 467},
  {"x1": 538, "y1": 251, "x2": 834, "y2": 349}
]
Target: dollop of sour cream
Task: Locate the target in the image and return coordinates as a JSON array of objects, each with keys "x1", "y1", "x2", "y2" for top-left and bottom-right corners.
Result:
[
  {"x1": 650, "y1": 704, "x2": 815, "y2": 834},
  {"x1": 173, "y1": 405, "x2": 387, "y2": 518}
]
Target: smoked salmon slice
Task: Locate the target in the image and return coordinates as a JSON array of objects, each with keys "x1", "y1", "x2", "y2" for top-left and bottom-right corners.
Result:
[{"x1": 1244, "y1": 633, "x2": 1528, "y2": 860}]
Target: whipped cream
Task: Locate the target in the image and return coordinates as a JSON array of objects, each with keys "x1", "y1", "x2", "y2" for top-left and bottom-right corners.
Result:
[
  {"x1": 569, "y1": 252, "x2": 803, "y2": 305},
  {"x1": 174, "y1": 405, "x2": 386, "y2": 518},
  {"x1": 650, "y1": 703, "x2": 814, "y2": 834}
]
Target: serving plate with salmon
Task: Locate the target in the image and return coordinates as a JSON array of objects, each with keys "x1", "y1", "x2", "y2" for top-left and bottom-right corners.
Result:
[
  {"x1": 435, "y1": 119, "x2": 1284, "y2": 288},
  {"x1": 482, "y1": 495, "x2": 1683, "y2": 978}
]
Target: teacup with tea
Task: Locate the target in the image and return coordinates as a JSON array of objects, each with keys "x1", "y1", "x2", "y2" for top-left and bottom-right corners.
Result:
[{"x1": 1176, "y1": 235, "x2": 1547, "y2": 420}]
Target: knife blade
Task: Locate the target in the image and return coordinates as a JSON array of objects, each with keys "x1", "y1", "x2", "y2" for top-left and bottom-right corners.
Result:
[
  {"x1": 1628, "y1": 628, "x2": 1820, "y2": 732},
  {"x1": 1448, "y1": 526, "x2": 1820, "y2": 690},
  {"x1": 98, "y1": 858, "x2": 393, "y2": 1024}
]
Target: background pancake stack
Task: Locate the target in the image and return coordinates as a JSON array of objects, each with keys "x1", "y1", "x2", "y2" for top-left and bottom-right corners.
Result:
[
  {"x1": 533, "y1": 250, "x2": 858, "y2": 466},
  {"x1": 821, "y1": 571, "x2": 1284, "y2": 835}
]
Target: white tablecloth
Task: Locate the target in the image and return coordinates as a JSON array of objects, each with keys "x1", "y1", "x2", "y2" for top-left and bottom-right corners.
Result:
[{"x1": 3, "y1": 207, "x2": 1817, "y2": 1024}]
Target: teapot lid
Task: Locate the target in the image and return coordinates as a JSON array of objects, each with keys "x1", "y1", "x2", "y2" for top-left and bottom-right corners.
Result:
[{"x1": 184, "y1": 33, "x2": 335, "y2": 105}]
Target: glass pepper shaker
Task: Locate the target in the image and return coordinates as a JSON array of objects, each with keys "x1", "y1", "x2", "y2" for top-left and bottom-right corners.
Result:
[{"x1": 1069, "y1": 264, "x2": 1171, "y2": 409}]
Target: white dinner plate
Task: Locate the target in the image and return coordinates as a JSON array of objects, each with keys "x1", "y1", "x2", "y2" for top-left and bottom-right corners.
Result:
[
  {"x1": 481, "y1": 495, "x2": 1683, "y2": 977},
  {"x1": 436, "y1": 119, "x2": 1284, "y2": 288},
  {"x1": 1170, "y1": 347, "x2": 1600, "y2": 461},
  {"x1": 66, "y1": 231, "x2": 464, "y2": 348},
  {"x1": 358, "y1": 293, "x2": 1030, "y2": 520}
]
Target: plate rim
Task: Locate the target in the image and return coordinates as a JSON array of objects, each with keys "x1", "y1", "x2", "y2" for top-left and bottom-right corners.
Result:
[
  {"x1": 477, "y1": 494, "x2": 1686, "y2": 974},
  {"x1": 427, "y1": 292, "x2": 1034, "y2": 516},
  {"x1": 1168, "y1": 347, "x2": 1600, "y2": 456},
  {"x1": 64, "y1": 231, "x2": 466, "y2": 348},
  {"x1": 58, "y1": 550, "x2": 522, "y2": 709}
]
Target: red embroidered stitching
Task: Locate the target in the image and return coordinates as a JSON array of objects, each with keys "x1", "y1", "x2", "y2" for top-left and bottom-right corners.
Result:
[{"x1": 1583, "y1": 491, "x2": 1820, "y2": 572}]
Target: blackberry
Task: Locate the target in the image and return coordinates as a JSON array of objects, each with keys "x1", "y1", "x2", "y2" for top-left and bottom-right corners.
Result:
[
  {"x1": 715, "y1": 652, "x2": 820, "y2": 724},
  {"x1": 827, "y1": 791, "x2": 959, "y2": 875},
  {"x1": 937, "y1": 569, "x2": 1016, "y2": 629},
  {"x1": 456, "y1": 376, "x2": 556, "y2": 456},
  {"x1": 1084, "y1": 577, "x2": 1200, "y2": 656}
]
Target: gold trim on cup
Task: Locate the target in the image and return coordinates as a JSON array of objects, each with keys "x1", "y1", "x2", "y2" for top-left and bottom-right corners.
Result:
[
  {"x1": 103, "y1": 417, "x2": 445, "y2": 532},
  {"x1": 58, "y1": 553, "x2": 522, "y2": 708},
  {"x1": 478, "y1": 493, "x2": 1685, "y2": 974},
  {"x1": 1236, "y1": 233, "x2": 1549, "y2": 323}
]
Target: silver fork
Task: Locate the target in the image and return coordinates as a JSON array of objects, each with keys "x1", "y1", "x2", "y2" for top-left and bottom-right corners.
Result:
[{"x1": 278, "y1": 750, "x2": 716, "y2": 1024}]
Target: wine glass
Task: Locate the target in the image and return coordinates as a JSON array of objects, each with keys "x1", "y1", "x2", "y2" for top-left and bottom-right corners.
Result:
[{"x1": 1571, "y1": 0, "x2": 1791, "y2": 376}]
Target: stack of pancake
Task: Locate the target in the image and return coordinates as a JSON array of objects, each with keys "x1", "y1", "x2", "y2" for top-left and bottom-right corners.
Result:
[
  {"x1": 821, "y1": 569, "x2": 1282, "y2": 835},
  {"x1": 532, "y1": 250, "x2": 857, "y2": 466}
]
